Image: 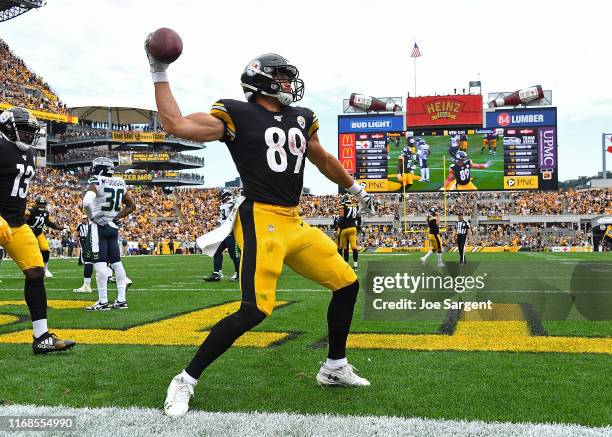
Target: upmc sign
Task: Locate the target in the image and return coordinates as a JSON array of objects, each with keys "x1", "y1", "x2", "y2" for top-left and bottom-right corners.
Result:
[
  {"x1": 406, "y1": 95, "x2": 483, "y2": 127},
  {"x1": 486, "y1": 107, "x2": 557, "y2": 128}
]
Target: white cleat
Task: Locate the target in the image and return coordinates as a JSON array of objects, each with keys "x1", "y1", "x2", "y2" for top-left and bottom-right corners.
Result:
[
  {"x1": 164, "y1": 374, "x2": 195, "y2": 417},
  {"x1": 438, "y1": 262, "x2": 446, "y2": 268},
  {"x1": 125, "y1": 277, "x2": 133, "y2": 289},
  {"x1": 316, "y1": 363, "x2": 370, "y2": 387},
  {"x1": 230, "y1": 272, "x2": 238, "y2": 282},
  {"x1": 44, "y1": 270, "x2": 53, "y2": 278},
  {"x1": 420, "y1": 257, "x2": 426, "y2": 266},
  {"x1": 73, "y1": 285, "x2": 92, "y2": 293}
]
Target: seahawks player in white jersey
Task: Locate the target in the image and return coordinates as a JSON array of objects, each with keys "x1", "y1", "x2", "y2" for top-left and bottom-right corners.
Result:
[
  {"x1": 82, "y1": 157, "x2": 136, "y2": 310},
  {"x1": 203, "y1": 189, "x2": 240, "y2": 282},
  {"x1": 417, "y1": 140, "x2": 431, "y2": 181}
]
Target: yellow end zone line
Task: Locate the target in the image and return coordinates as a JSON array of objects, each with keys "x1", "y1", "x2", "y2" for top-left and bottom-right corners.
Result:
[{"x1": 0, "y1": 300, "x2": 290, "y2": 348}]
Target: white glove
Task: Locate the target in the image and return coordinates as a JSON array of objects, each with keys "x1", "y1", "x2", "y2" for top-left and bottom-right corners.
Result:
[
  {"x1": 347, "y1": 182, "x2": 375, "y2": 217},
  {"x1": 144, "y1": 33, "x2": 169, "y2": 83},
  {"x1": 93, "y1": 213, "x2": 111, "y2": 227}
]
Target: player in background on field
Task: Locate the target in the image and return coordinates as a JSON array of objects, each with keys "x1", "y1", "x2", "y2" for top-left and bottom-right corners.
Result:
[
  {"x1": 203, "y1": 189, "x2": 240, "y2": 282},
  {"x1": 481, "y1": 131, "x2": 498, "y2": 155},
  {"x1": 420, "y1": 207, "x2": 445, "y2": 267},
  {"x1": 25, "y1": 196, "x2": 62, "y2": 278},
  {"x1": 83, "y1": 157, "x2": 136, "y2": 311},
  {"x1": 416, "y1": 138, "x2": 431, "y2": 182},
  {"x1": 73, "y1": 214, "x2": 93, "y2": 293},
  {"x1": 336, "y1": 194, "x2": 361, "y2": 271},
  {"x1": 397, "y1": 146, "x2": 416, "y2": 190},
  {"x1": 459, "y1": 132, "x2": 469, "y2": 152}
]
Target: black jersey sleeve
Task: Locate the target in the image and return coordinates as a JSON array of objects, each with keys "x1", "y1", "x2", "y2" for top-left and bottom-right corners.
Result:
[{"x1": 209, "y1": 100, "x2": 237, "y2": 144}]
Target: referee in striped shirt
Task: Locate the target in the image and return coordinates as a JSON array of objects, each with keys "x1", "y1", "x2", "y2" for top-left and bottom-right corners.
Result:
[{"x1": 453, "y1": 212, "x2": 471, "y2": 264}]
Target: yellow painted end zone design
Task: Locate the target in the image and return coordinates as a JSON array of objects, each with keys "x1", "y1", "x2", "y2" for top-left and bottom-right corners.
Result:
[
  {"x1": 0, "y1": 300, "x2": 289, "y2": 348},
  {"x1": 348, "y1": 304, "x2": 612, "y2": 354}
]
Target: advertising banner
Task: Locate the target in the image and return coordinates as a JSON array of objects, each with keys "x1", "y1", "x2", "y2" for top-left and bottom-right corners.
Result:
[
  {"x1": 112, "y1": 131, "x2": 166, "y2": 143},
  {"x1": 406, "y1": 95, "x2": 483, "y2": 127}
]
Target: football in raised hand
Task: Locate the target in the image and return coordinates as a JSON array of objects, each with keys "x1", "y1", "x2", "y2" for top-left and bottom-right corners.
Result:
[{"x1": 148, "y1": 28, "x2": 183, "y2": 64}]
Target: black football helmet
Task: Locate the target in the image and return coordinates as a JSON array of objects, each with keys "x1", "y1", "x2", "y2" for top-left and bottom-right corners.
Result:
[
  {"x1": 91, "y1": 157, "x2": 115, "y2": 176},
  {"x1": 340, "y1": 193, "x2": 351, "y2": 205},
  {"x1": 35, "y1": 196, "x2": 47, "y2": 210},
  {"x1": 240, "y1": 53, "x2": 304, "y2": 106},
  {"x1": 455, "y1": 151, "x2": 468, "y2": 164},
  {"x1": 429, "y1": 207, "x2": 438, "y2": 216},
  {"x1": 0, "y1": 107, "x2": 41, "y2": 151}
]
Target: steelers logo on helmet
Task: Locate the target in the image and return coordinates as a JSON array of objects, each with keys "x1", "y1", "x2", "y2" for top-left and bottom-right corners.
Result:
[
  {"x1": 240, "y1": 53, "x2": 305, "y2": 106},
  {"x1": 0, "y1": 107, "x2": 41, "y2": 152}
]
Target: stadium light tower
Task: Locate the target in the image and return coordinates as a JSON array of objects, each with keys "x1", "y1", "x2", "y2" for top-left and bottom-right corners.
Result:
[{"x1": 0, "y1": 0, "x2": 46, "y2": 22}]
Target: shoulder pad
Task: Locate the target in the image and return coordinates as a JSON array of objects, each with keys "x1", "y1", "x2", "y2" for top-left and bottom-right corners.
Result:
[{"x1": 88, "y1": 176, "x2": 100, "y2": 185}]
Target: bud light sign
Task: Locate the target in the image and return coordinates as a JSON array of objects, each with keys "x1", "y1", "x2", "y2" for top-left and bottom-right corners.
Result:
[
  {"x1": 486, "y1": 107, "x2": 557, "y2": 128},
  {"x1": 338, "y1": 114, "x2": 405, "y2": 133}
]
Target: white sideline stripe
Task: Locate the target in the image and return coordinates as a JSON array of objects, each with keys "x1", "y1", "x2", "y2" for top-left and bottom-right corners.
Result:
[{"x1": 0, "y1": 405, "x2": 608, "y2": 437}]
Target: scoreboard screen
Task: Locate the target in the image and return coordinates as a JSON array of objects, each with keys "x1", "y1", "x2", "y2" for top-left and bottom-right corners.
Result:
[{"x1": 337, "y1": 108, "x2": 558, "y2": 193}]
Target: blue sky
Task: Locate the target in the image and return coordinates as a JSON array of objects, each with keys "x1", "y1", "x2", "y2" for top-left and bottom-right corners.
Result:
[{"x1": 1, "y1": 0, "x2": 610, "y2": 193}]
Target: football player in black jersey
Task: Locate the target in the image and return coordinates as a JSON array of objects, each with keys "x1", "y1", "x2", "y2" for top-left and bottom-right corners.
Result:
[
  {"x1": 146, "y1": 39, "x2": 376, "y2": 416},
  {"x1": 420, "y1": 207, "x2": 445, "y2": 267},
  {"x1": 25, "y1": 196, "x2": 61, "y2": 278},
  {"x1": 336, "y1": 194, "x2": 361, "y2": 271},
  {"x1": 397, "y1": 146, "x2": 415, "y2": 189},
  {"x1": 444, "y1": 151, "x2": 492, "y2": 191},
  {"x1": 0, "y1": 107, "x2": 75, "y2": 354}
]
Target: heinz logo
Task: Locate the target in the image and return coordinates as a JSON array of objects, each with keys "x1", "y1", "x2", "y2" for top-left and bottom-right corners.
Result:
[{"x1": 425, "y1": 100, "x2": 465, "y2": 121}]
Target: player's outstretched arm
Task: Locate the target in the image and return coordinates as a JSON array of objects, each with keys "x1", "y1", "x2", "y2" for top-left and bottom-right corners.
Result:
[
  {"x1": 472, "y1": 161, "x2": 493, "y2": 169},
  {"x1": 308, "y1": 132, "x2": 375, "y2": 216},
  {"x1": 153, "y1": 83, "x2": 224, "y2": 142}
]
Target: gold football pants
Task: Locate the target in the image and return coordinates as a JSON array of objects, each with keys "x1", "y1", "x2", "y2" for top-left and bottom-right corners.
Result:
[{"x1": 234, "y1": 200, "x2": 357, "y2": 315}]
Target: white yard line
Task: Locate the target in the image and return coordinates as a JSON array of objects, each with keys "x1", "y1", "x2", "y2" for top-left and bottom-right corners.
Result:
[{"x1": 0, "y1": 404, "x2": 607, "y2": 437}]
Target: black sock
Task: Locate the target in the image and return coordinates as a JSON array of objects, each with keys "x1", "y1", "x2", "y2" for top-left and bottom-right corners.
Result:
[
  {"x1": 41, "y1": 250, "x2": 50, "y2": 263},
  {"x1": 185, "y1": 303, "x2": 266, "y2": 379},
  {"x1": 352, "y1": 249, "x2": 359, "y2": 263},
  {"x1": 343, "y1": 249, "x2": 349, "y2": 262},
  {"x1": 84, "y1": 263, "x2": 93, "y2": 279},
  {"x1": 25, "y1": 276, "x2": 47, "y2": 322},
  {"x1": 327, "y1": 280, "x2": 359, "y2": 359}
]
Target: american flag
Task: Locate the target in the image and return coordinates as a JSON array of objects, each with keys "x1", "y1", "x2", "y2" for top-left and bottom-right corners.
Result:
[{"x1": 410, "y1": 43, "x2": 421, "y2": 58}]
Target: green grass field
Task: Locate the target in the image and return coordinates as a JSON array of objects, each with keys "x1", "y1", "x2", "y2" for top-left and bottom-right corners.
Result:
[
  {"x1": 387, "y1": 135, "x2": 505, "y2": 191},
  {"x1": 0, "y1": 252, "x2": 611, "y2": 427}
]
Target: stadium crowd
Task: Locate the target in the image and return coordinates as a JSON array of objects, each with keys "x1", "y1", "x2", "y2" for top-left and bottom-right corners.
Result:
[
  {"x1": 25, "y1": 168, "x2": 608, "y2": 256},
  {"x1": 0, "y1": 38, "x2": 71, "y2": 116}
]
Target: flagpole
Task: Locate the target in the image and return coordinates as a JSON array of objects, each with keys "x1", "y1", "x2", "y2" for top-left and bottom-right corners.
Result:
[{"x1": 413, "y1": 56, "x2": 417, "y2": 96}]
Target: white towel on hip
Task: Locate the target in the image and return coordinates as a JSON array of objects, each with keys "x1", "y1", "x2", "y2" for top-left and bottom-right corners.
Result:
[{"x1": 196, "y1": 196, "x2": 245, "y2": 257}]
